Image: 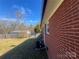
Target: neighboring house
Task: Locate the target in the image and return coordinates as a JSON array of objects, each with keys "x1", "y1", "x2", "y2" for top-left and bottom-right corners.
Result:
[
  {"x1": 0, "y1": 30, "x2": 33, "y2": 39},
  {"x1": 41, "y1": 0, "x2": 79, "y2": 59},
  {"x1": 10, "y1": 30, "x2": 31, "y2": 38}
]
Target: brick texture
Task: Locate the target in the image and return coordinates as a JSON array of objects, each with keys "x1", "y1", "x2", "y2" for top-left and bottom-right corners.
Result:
[{"x1": 45, "y1": 0, "x2": 79, "y2": 59}]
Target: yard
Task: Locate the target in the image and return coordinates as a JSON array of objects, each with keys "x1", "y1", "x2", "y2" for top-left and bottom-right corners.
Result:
[
  {"x1": 0, "y1": 38, "x2": 27, "y2": 56},
  {"x1": 0, "y1": 36, "x2": 48, "y2": 59}
]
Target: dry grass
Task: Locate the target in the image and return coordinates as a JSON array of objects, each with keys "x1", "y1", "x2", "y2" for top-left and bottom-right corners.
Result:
[
  {"x1": 0, "y1": 38, "x2": 27, "y2": 56},
  {"x1": 0, "y1": 37, "x2": 48, "y2": 59}
]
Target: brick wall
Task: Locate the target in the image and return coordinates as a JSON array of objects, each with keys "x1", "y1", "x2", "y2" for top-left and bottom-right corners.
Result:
[{"x1": 45, "y1": 0, "x2": 79, "y2": 59}]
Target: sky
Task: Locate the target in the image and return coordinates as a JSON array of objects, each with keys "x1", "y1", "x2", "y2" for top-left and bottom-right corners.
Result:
[{"x1": 0, "y1": 0, "x2": 43, "y2": 25}]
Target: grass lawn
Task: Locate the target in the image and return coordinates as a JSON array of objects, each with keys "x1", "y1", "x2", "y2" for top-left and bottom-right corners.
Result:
[
  {"x1": 0, "y1": 37, "x2": 48, "y2": 59},
  {"x1": 0, "y1": 38, "x2": 28, "y2": 56}
]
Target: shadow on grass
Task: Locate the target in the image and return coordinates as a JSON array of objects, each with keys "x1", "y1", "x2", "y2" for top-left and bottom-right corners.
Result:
[{"x1": 0, "y1": 37, "x2": 48, "y2": 59}]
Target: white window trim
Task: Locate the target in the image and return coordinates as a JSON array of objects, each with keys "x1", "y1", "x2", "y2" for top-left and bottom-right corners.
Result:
[{"x1": 45, "y1": 23, "x2": 49, "y2": 35}]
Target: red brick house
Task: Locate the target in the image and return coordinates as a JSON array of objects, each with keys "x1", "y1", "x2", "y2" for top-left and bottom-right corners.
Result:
[{"x1": 41, "y1": 0, "x2": 79, "y2": 59}]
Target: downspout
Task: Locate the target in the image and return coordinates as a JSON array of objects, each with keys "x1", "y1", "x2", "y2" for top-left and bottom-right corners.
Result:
[{"x1": 41, "y1": 0, "x2": 47, "y2": 44}]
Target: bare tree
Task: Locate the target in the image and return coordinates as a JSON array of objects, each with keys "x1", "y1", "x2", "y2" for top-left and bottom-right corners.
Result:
[
  {"x1": 0, "y1": 21, "x2": 8, "y2": 38},
  {"x1": 0, "y1": 8, "x2": 26, "y2": 38},
  {"x1": 0, "y1": 21, "x2": 17, "y2": 38}
]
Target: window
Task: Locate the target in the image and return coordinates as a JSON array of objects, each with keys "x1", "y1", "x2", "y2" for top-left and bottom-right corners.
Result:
[{"x1": 45, "y1": 24, "x2": 49, "y2": 35}]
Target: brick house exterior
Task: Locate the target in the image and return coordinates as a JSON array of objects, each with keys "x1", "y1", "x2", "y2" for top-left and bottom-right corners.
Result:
[{"x1": 41, "y1": 0, "x2": 79, "y2": 59}]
